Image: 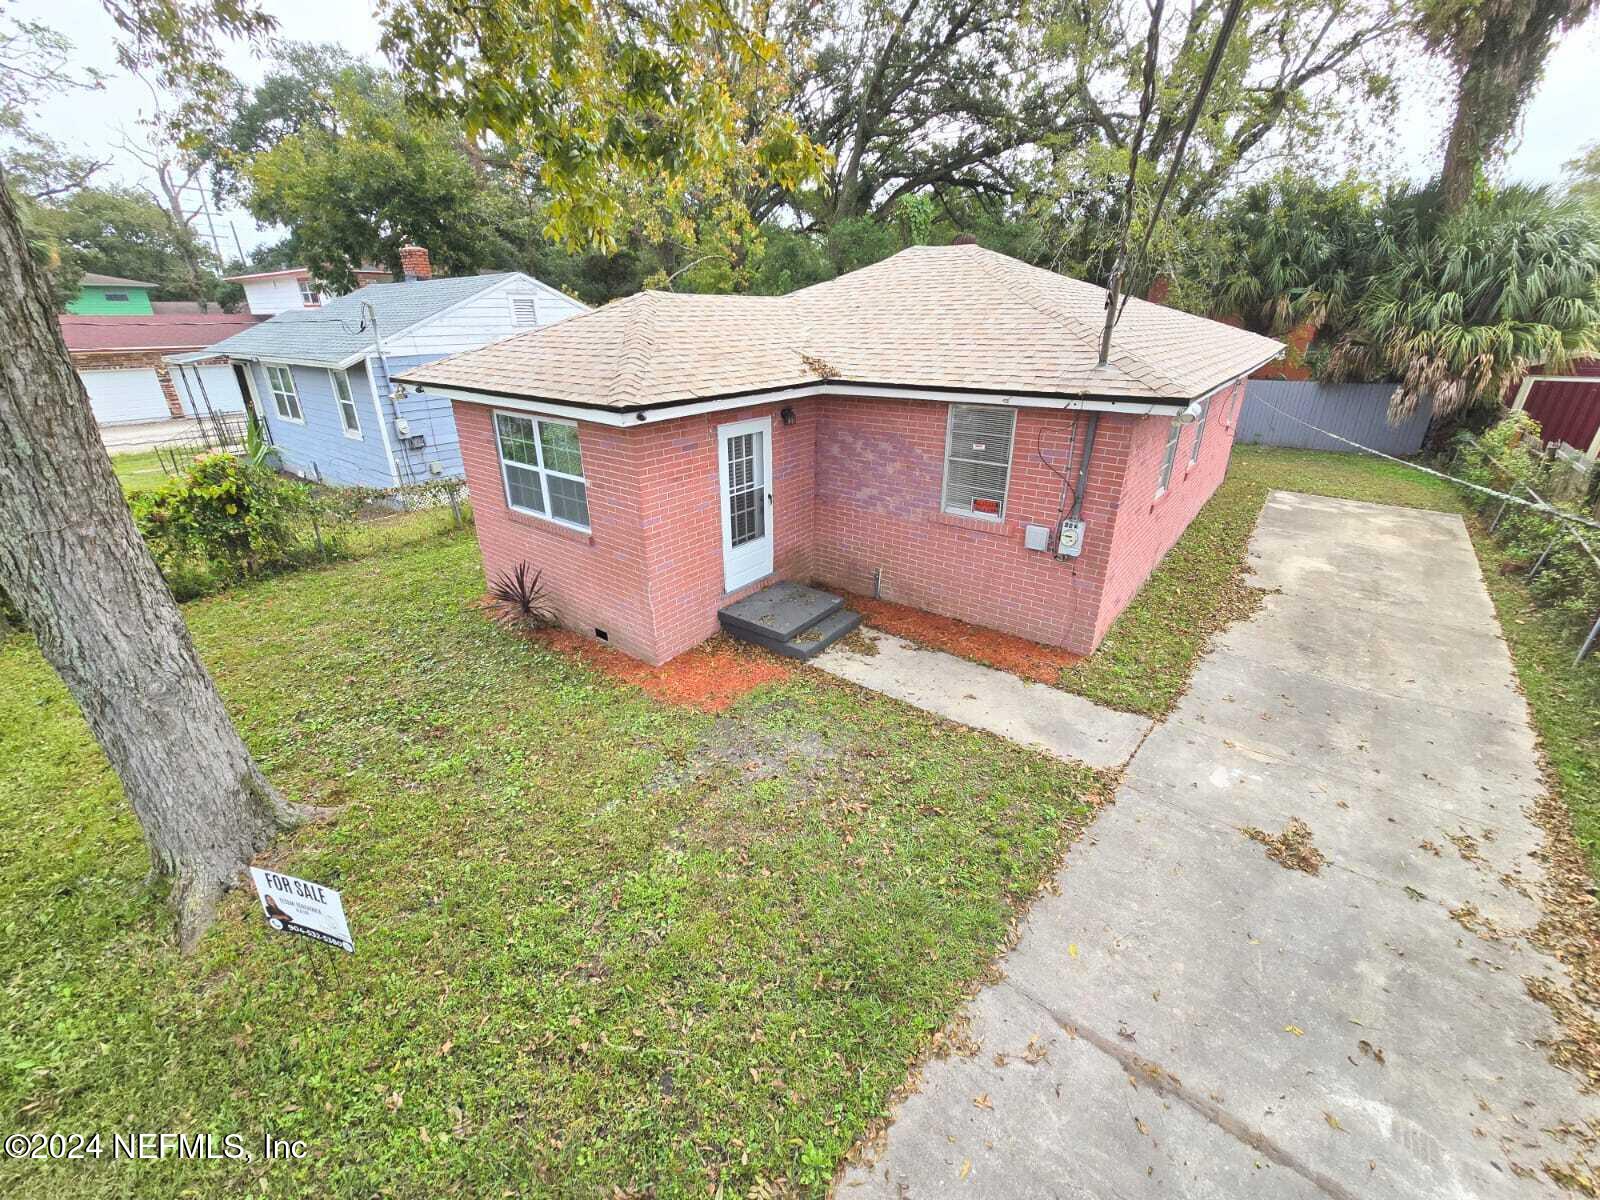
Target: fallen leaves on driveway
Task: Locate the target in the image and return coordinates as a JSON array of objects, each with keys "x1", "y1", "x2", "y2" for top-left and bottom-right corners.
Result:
[{"x1": 1242, "y1": 818, "x2": 1326, "y2": 874}]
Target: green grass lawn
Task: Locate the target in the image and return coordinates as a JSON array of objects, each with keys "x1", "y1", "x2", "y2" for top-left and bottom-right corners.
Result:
[
  {"x1": 108, "y1": 449, "x2": 170, "y2": 494},
  {"x1": 5, "y1": 442, "x2": 1596, "y2": 1196},
  {"x1": 1066, "y1": 444, "x2": 1600, "y2": 877},
  {"x1": 0, "y1": 535, "x2": 1100, "y2": 1198}
]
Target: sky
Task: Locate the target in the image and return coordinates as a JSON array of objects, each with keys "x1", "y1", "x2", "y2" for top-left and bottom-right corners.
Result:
[{"x1": 11, "y1": 0, "x2": 1600, "y2": 259}]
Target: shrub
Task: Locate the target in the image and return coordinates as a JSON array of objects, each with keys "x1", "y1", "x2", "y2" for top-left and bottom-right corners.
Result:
[
  {"x1": 1455, "y1": 415, "x2": 1600, "y2": 638},
  {"x1": 131, "y1": 453, "x2": 350, "y2": 599},
  {"x1": 488, "y1": 561, "x2": 556, "y2": 629}
]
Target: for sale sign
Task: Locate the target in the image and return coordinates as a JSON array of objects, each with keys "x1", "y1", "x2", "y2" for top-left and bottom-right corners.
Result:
[{"x1": 249, "y1": 868, "x2": 353, "y2": 953}]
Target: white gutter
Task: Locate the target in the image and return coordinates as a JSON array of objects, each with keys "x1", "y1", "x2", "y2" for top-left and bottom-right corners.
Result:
[{"x1": 407, "y1": 380, "x2": 1201, "y2": 428}]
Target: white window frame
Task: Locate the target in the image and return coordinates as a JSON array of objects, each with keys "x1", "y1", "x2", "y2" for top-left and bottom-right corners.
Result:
[
  {"x1": 941, "y1": 404, "x2": 1016, "y2": 522},
  {"x1": 1189, "y1": 396, "x2": 1209, "y2": 465},
  {"x1": 329, "y1": 369, "x2": 362, "y2": 439},
  {"x1": 509, "y1": 295, "x2": 540, "y2": 327},
  {"x1": 297, "y1": 277, "x2": 320, "y2": 307},
  {"x1": 1156, "y1": 419, "x2": 1181, "y2": 496},
  {"x1": 264, "y1": 363, "x2": 303, "y2": 423},
  {"x1": 493, "y1": 410, "x2": 590, "y2": 532}
]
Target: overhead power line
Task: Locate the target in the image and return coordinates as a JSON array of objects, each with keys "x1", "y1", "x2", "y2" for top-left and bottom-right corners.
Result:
[{"x1": 1110, "y1": 0, "x2": 1249, "y2": 331}]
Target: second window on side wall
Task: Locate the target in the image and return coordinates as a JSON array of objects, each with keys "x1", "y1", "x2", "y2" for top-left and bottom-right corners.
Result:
[
  {"x1": 942, "y1": 404, "x2": 1016, "y2": 520},
  {"x1": 265, "y1": 365, "x2": 302, "y2": 422},
  {"x1": 1157, "y1": 419, "x2": 1181, "y2": 495},
  {"x1": 330, "y1": 370, "x2": 361, "y2": 438},
  {"x1": 494, "y1": 412, "x2": 590, "y2": 530}
]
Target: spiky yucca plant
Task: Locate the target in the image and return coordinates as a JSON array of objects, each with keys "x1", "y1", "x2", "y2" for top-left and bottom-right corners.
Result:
[
  {"x1": 488, "y1": 561, "x2": 557, "y2": 630},
  {"x1": 1325, "y1": 185, "x2": 1600, "y2": 420}
]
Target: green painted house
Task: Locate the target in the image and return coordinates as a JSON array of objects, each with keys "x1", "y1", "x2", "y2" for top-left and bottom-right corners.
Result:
[{"x1": 65, "y1": 274, "x2": 158, "y2": 315}]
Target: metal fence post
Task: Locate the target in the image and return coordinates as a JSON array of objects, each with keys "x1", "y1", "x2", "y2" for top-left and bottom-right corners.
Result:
[
  {"x1": 1579, "y1": 609, "x2": 1600, "y2": 666},
  {"x1": 1528, "y1": 532, "x2": 1565, "y2": 580},
  {"x1": 1489, "y1": 482, "x2": 1519, "y2": 533}
]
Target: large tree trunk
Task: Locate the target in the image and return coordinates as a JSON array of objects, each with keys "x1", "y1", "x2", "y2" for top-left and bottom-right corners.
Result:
[
  {"x1": 1436, "y1": 0, "x2": 1597, "y2": 214},
  {"x1": 0, "y1": 164, "x2": 300, "y2": 950}
]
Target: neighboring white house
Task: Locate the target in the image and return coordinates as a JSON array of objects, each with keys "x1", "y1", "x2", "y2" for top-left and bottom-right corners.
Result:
[{"x1": 224, "y1": 266, "x2": 393, "y2": 316}]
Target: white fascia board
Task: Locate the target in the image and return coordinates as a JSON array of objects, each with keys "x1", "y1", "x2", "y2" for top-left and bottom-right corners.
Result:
[{"x1": 406, "y1": 380, "x2": 1188, "y2": 427}]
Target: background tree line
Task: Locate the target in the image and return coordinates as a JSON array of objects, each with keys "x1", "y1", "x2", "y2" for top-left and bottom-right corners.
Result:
[{"x1": 8, "y1": 0, "x2": 1600, "y2": 423}]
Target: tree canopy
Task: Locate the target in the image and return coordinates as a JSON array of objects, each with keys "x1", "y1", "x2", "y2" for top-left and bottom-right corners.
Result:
[{"x1": 1323, "y1": 185, "x2": 1600, "y2": 418}]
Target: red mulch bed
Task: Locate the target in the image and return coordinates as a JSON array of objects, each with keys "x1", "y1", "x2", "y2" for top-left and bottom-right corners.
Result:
[
  {"x1": 837, "y1": 590, "x2": 1082, "y2": 683},
  {"x1": 531, "y1": 627, "x2": 794, "y2": 713}
]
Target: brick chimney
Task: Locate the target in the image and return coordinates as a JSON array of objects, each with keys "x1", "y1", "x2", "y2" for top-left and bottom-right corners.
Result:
[
  {"x1": 398, "y1": 245, "x2": 432, "y2": 282},
  {"x1": 951, "y1": 233, "x2": 978, "y2": 245}
]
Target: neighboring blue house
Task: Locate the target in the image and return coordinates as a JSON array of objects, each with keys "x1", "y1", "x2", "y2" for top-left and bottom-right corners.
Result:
[{"x1": 174, "y1": 249, "x2": 586, "y2": 488}]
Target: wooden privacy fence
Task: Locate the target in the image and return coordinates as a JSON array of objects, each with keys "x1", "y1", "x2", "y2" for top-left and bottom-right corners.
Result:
[{"x1": 1239, "y1": 381, "x2": 1432, "y2": 456}]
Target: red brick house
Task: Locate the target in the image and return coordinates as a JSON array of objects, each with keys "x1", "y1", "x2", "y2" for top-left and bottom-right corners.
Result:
[{"x1": 398, "y1": 245, "x2": 1280, "y2": 665}]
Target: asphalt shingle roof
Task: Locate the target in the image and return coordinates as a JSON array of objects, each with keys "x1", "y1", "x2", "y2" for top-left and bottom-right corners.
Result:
[
  {"x1": 61, "y1": 313, "x2": 265, "y2": 352},
  {"x1": 193, "y1": 273, "x2": 521, "y2": 367},
  {"x1": 80, "y1": 273, "x2": 159, "y2": 288},
  {"x1": 397, "y1": 245, "x2": 1282, "y2": 410}
]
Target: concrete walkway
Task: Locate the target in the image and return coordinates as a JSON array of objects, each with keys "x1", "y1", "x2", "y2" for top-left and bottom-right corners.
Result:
[
  {"x1": 99, "y1": 417, "x2": 207, "y2": 454},
  {"x1": 815, "y1": 632, "x2": 1151, "y2": 770},
  {"x1": 840, "y1": 491, "x2": 1595, "y2": 1198}
]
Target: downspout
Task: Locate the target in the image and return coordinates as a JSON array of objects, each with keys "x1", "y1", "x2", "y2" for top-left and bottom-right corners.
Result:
[
  {"x1": 1068, "y1": 411, "x2": 1100, "y2": 523},
  {"x1": 359, "y1": 299, "x2": 406, "y2": 499}
]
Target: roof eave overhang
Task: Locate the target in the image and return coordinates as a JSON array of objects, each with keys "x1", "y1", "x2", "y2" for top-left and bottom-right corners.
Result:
[
  {"x1": 170, "y1": 348, "x2": 371, "y2": 370},
  {"x1": 402, "y1": 369, "x2": 1268, "y2": 428}
]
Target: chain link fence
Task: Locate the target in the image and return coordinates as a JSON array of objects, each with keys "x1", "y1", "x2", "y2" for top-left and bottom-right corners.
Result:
[{"x1": 1452, "y1": 417, "x2": 1600, "y2": 664}]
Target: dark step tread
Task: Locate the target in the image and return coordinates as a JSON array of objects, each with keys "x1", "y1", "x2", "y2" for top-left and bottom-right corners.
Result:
[
  {"x1": 719, "y1": 581, "x2": 843, "y2": 643},
  {"x1": 747, "y1": 608, "x2": 862, "y2": 660}
]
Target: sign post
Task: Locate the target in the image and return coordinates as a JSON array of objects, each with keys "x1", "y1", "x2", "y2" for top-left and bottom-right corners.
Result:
[{"x1": 249, "y1": 868, "x2": 354, "y2": 954}]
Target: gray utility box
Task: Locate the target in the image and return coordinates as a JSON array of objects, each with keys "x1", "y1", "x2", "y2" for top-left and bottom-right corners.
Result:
[{"x1": 1024, "y1": 524, "x2": 1052, "y2": 552}]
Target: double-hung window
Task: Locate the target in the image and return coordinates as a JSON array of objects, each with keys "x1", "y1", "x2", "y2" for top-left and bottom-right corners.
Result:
[
  {"x1": 297, "y1": 278, "x2": 320, "y2": 307},
  {"x1": 265, "y1": 364, "x2": 303, "y2": 422},
  {"x1": 330, "y1": 370, "x2": 361, "y2": 438},
  {"x1": 942, "y1": 404, "x2": 1016, "y2": 521},
  {"x1": 1156, "y1": 419, "x2": 1181, "y2": 495},
  {"x1": 494, "y1": 412, "x2": 590, "y2": 530},
  {"x1": 1189, "y1": 396, "x2": 1209, "y2": 464}
]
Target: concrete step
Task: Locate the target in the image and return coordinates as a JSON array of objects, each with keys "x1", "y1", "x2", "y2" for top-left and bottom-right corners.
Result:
[
  {"x1": 761, "y1": 608, "x2": 863, "y2": 660},
  {"x1": 718, "y1": 581, "x2": 843, "y2": 643}
]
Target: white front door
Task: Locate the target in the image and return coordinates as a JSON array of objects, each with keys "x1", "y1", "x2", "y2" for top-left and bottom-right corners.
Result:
[{"x1": 718, "y1": 416, "x2": 774, "y2": 592}]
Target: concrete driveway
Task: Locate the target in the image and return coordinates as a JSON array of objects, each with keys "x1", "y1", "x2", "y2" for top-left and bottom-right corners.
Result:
[
  {"x1": 841, "y1": 491, "x2": 1595, "y2": 1198},
  {"x1": 98, "y1": 417, "x2": 208, "y2": 454}
]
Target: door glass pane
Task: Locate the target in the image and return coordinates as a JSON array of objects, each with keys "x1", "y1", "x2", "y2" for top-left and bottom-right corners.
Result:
[{"x1": 726, "y1": 431, "x2": 765, "y2": 548}]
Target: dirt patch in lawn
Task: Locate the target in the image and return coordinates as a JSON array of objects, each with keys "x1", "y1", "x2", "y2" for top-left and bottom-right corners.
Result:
[
  {"x1": 1242, "y1": 818, "x2": 1326, "y2": 875},
  {"x1": 478, "y1": 599, "x2": 797, "y2": 712},
  {"x1": 835, "y1": 590, "x2": 1082, "y2": 683}
]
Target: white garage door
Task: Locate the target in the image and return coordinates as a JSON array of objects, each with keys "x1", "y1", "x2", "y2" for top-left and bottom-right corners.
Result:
[
  {"x1": 175, "y1": 364, "x2": 246, "y2": 415},
  {"x1": 80, "y1": 368, "x2": 171, "y2": 425}
]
